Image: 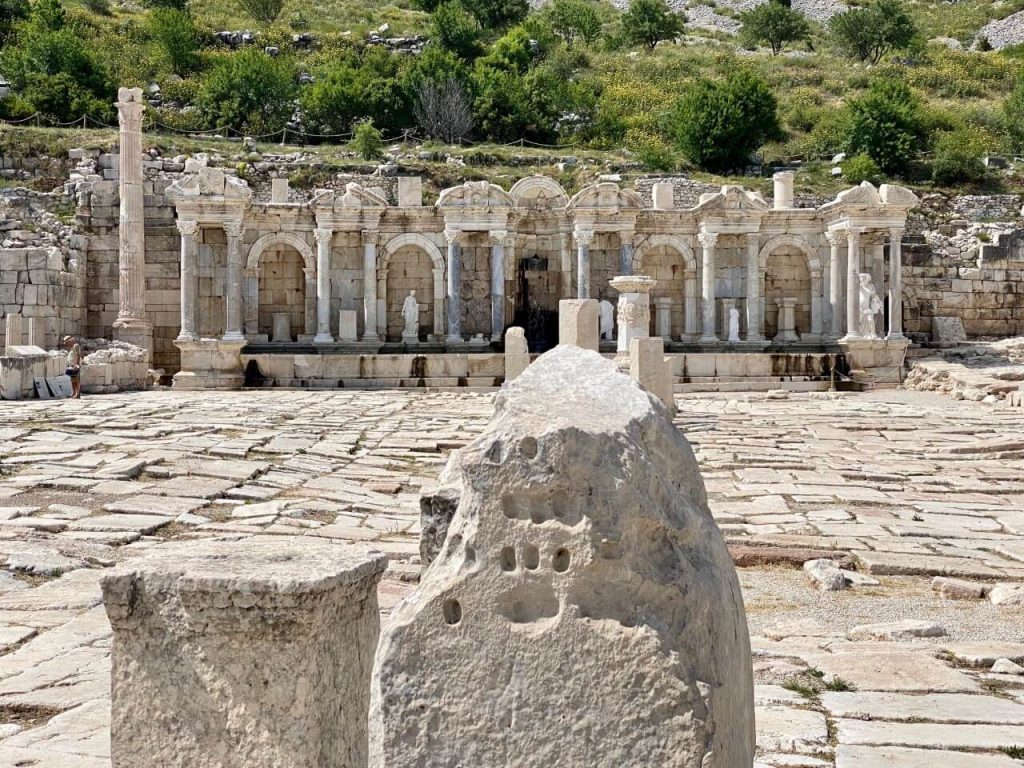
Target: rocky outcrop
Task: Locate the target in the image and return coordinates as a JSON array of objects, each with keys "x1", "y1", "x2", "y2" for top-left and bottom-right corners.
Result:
[{"x1": 370, "y1": 346, "x2": 754, "y2": 767}]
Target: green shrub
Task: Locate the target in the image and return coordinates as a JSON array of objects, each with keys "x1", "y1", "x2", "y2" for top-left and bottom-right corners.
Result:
[
  {"x1": 843, "y1": 77, "x2": 926, "y2": 176},
  {"x1": 431, "y1": 1, "x2": 482, "y2": 60},
  {"x1": 0, "y1": 0, "x2": 29, "y2": 44},
  {"x1": 842, "y1": 154, "x2": 881, "y2": 184},
  {"x1": 142, "y1": 0, "x2": 188, "y2": 9},
  {"x1": 196, "y1": 49, "x2": 297, "y2": 135},
  {"x1": 82, "y1": 0, "x2": 110, "y2": 15},
  {"x1": 459, "y1": 0, "x2": 528, "y2": 29},
  {"x1": 1003, "y1": 77, "x2": 1024, "y2": 152},
  {"x1": 148, "y1": 8, "x2": 201, "y2": 76},
  {"x1": 931, "y1": 129, "x2": 987, "y2": 185},
  {"x1": 625, "y1": 127, "x2": 676, "y2": 170},
  {"x1": 302, "y1": 48, "x2": 411, "y2": 135},
  {"x1": 236, "y1": 0, "x2": 285, "y2": 25},
  {"x1": 829, "y1": 0, "x2": 916, "y2": 64},
  {"x1": 739, "y1": 0, "x2": 810, "y2": 56},
  {"x1": 352, "y1": 119, "x2": 385, "y2": 159},
  {"x1": 622, "y1": 0, "x2": 684, "y2": 50},
  {"x1": 670, "y1": 69, "x2": 779, "y2": 171},
  {"x1": 545, "y1": 0, "x2": 601, "y2": 47}
]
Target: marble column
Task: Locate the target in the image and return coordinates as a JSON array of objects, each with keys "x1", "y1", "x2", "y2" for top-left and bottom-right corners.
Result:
[
  {"x1": 445, "y1": 228, "x2": 462, "y2": 342},
  {"x1": 559, "y1": 232, "x2": 573, "y2": 298},
  {"x1": 303, "y1": 268, "x2": 316, "y2": 338},
  {"x1": 113, "y1": 87, "x2": 152, "y2": 353},
  {"x1": 313, "y1": 228, "x2": 334, "y2": 343},
  {"x1": 887, "y1": 227, "x2": 905, "y2": 340},
  {"x1": 432, "y1": 268, "x2": 446, "y2": 338},
  {"x1": 243, "y1": 268, "x2": 258, "y2": 337},
  {"x1": 698, "y1": 231, "x2": 719, "y2": 344},
  {"x1": 575, "y1": 229, "x2": 594, "y2": 299},
  {"x1": 826, "y1": 231, "x2": 842, "y2": 340},
  {"x1": 744, "y1": 233, "x2": 763, "y2": 341},
  {"x1": 376, "y1": 269, "x2": 388, "y2": 339},
  {"x1": 362, "y1": 230, "x2": 379, "y2": 341},
  {"x1": 870, "y1": 243, "x2": 886, "y2": 337},
  {"x1": 843, "y1": 228, "x2": 862, "y2": 340},
  {"x1": 619, "y1": 237, "x2": 634, "y2": 276},
  {"x1": 609, "y1": 275, "x2": 656, "y2": 354},
  {"x1": 175, "y1": 220, "x2": 199, "y2": 341},
  {"x1": 490, "y1": 230, "x2": 506, "y2": 338},
  {"x1": 683, "y1": 274, "x2": 698, "y2": 341},
  {"x1": 222, "y1": 221, "x2": 245, "y2": 342}
]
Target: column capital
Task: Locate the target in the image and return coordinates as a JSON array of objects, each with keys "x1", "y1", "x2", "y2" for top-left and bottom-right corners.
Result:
[
  {"x1": 698, "y1": 231, "x2": 719, "y2": 249},
  {"x1": 444, "y1": 228, "x2": 462, "y2": 245},
  {"x1": 303, "y1": 267, "x2": 315, "y2": 281},
  {"x1": 889, "y1": 227, "x2": 905, "y2": 241},
  {"x1": 361, "y1": 229, "x2": 380, "y2": 246},
  {"x1": 176, "y1": 219, "x2": 199, "y2": 238},
  {"x1": 223, "y1": 220, "x2": 245, "y2": 239},
  {"x1": 825, "y1": 230, "x2": 840, "y2": 245},
  {"x1": 488, "y1": 230, "x2": 509, "y2": 247},
  {"x1": 846, "y1": 226, "x2": 865, "y2": 238},
  {"x1": 314, "y1": 228, "x2": 333, "y2": 246},
  {"x1": 574, "y1": 228, "x2": 595, "y2": 246}
]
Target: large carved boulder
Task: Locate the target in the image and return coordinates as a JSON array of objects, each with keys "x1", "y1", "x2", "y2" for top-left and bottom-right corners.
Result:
[{"x1": 370, "y1": 346, "x2": 754, "y2": 767}]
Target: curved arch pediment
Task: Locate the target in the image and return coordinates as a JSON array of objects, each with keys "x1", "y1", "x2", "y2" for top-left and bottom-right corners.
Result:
[
  {"x1": 246, "y1": 232, "x2": 316, "y2": 273},
  {"x1": 567, "y1": 182, "x2": 643, "y2": 212},
  {"x1": 436, "y1": 181, "x2": 513, "y2": 210},
  {"x1": 509, "y1": 175, "x2": 569, "y2": 209}
]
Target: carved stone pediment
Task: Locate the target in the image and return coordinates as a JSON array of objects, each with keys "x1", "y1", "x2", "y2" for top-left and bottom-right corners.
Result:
[
  {"x1": 166, "y1": 166, "x2": 252, "y2": 204},
  {"x1": 509, "y1": 176, "x2": 569, "y2": 210},
  {"x1": 880, "y1": 184, "x2": 920, "y2": 209},
  {"x1": 436, "y1": 181, "x2": 513, "y2": 210},
  {"x1": 693, "y1": 185, "x2": 769, "y2": 213},
  {"x1": 567, "y1": 182, "x2": 643, "y2": 212}
]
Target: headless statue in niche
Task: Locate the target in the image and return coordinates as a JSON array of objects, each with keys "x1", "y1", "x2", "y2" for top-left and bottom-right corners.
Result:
[
  {"x1": 728, "y1": 307, "x2": 741, "y2": 343},
  {"x1": 402, "y1": 290, "x2": 421, "y2": 340},
  {"x1": 599, "y1": 299, "x2": 615, "y2": 341},
  {"x1": 857, "y1": 273, "x2": 883, "y2": 339}
]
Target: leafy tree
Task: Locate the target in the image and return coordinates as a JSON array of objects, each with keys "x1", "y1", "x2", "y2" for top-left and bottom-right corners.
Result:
[
  {"x1": 431, "y1": 1, "x2": 482, "y2": 60},
  {"x1": 1003, "y1": 77, "x2": 1024, "y2": 152},
  {"x1": 622, "y1": 0, "x2": 683, "y2": 51},
  {"x1": 830, "y1": 0, "x2": 916, "y2": 64},
  {"x1": 931, "y1": 129, "x2": 987, "y2": 185},
  {"x1": 352, "y1": 119, "x2": 385, "y2": 159},
  {"x1": 148, "y1": 8, "x2": 201, "y2": 75},
  {"x1": 197, "y1": 49, "x2": 297, "y2": 135},
  {"x1": 301, "y1": 48, "x2": 411, "y2": 135},
  {"x1": 237, "y1": 0, "x2": 285, "y2": 25},
  {"x1": 841, "y1": 154, "x2": 881, "y2": 184},
  {"x1": 0, "y1": 0, "x2": 28, "y2": 44},
  {"x1": 406, "y1": 44, "x2": 471, "y2": 90},
  {"x1": 843, "y1": 77, "x2": 925, "y2": 176},
  {"x1": 545, "y1": 0, "x2": 601, "y2": 47},
  {"x1": 459, "y1": 0, "x2": 528, "y2": 30},
  {"x1": 670, "y1": 69, "x2": 779, "y2": 171},
  {"x1": 739, "y1": 1, "x2": 810, "y2": 56}
]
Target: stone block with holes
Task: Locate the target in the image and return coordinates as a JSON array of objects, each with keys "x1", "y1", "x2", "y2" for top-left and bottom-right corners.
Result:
[{"x1": 370, "y1": 346, "x2": 754, "y2": 767}]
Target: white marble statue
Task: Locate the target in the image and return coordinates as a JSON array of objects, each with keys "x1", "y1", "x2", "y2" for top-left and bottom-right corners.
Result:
[
  {"x1": 402, "y1": 290, "x2": 421, "y2": 338},
  {"x1": 728, "y1": 307, "x2": 741, "y2": 343},
  {"x1": 599, "y1": 299, "x2": 615, "y2": 341},
  {"x1": 857, "y1": 273, "x2": 883, "y2": 339}
]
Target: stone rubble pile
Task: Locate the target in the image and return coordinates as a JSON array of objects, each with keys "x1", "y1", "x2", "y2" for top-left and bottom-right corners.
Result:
[
  {"x1": 904, "y1": 338, "x2": 1024, "y2": 404},
  {"x1": 978, "y1": 10, "x2": 1024, "y2": 49},
  {"x1": 81, "y1": 338, "x2": 147, "y2": 364}
]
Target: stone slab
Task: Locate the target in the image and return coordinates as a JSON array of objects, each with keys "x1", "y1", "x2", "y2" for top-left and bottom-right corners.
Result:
[
  {"x1": 804, "y1": 651, "x2": 980, "y2": 693},
  {"x1": 821, "y1": 692, "x2": 1024, "y2": 724},
  {"x1": 836, "y1": 745, "x2": 1022, "y2": 768}
]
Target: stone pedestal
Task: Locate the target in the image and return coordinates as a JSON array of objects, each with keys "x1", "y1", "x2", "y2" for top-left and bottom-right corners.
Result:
[
  {"x1": 655, "y1": 298, "x2": 672, "y2": 341},
  {"x1": 839, "y1": 337, "x2": 910, "y2": 385},
  {"x1": 101, "y1": 538, "x2": 386, "y2": 768},
  {"x1": 718, "y1": 298, "x2": 738, "y2": 341},
  {"x1": 338, "y1": 310, "x2": 358, "y2": 342},
  {"x1": 629, "y1": 337, "x2": 675, "y2": 413},
  {"x1": 558, "y1": 299, "x2": 599, "y2": 351},
  {"x1": 504, "y1": 326, "x2": 529, "y2": 382},
  {"x1": 172, "y1": 339, "x2": 246, "y2": 390},
  {"x1": 773, "y1": 298, "x2": 799, "y2": 343},
  {"x1": 609, "y1": 275, "x2": 656, "y2": 355},
  {"x1": 4, "y1": 314, "x2": 22, "y2": 351},
  {"x1": 271, "y1": 313, "x2": 292, "y2": 343}
]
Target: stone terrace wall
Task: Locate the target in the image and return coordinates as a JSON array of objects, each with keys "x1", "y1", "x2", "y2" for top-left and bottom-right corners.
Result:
[{"x1": 0, "y1": 248, "x2": 84, "y2": 350}]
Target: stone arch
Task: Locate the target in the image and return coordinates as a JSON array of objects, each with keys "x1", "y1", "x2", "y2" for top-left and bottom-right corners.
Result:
[
  {"x1": 380, "y1": 233, "x2": 446, "y2": 273},
  {"x1": 632, "y1": 235, "x2": 698, "y2": 340},
  {"x1": 757, "y1": 234, "x2": 821, "y2": 274},
  {"x1": 632, "y1": 234, "x2": 696, "y2": 274},
  {"x1": 246, "y1": 232, "x2": 315, "y2": 273},
  {"x1": 509, "y1": 176, "x2": 569, "y2": 209}
]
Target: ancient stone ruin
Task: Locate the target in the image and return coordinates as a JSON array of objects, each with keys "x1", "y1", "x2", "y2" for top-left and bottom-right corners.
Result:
[{"x1": 370, "y1": 345, "x2": 754, "y2": 767}]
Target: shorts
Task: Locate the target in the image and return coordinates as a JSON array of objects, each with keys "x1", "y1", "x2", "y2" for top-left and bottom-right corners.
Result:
[{"x1": 66, "y1": 367, "x2": 80, "y2": 380}]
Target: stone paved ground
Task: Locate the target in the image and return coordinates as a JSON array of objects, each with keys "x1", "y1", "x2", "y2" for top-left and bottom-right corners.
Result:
[{"x1": 0, "y1": 388, "x2": 1022, "y2": 767}]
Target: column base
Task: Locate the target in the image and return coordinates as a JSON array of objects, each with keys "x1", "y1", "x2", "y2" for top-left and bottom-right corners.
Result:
[
  {"x1": 221, "y1": 331, "x2": 246, "y2": 343},
  {"x1": 175, "y1": 331, "x2": 198, "y2": 343},
  {"x1": 361, "y1": 333, "x2": 380, "y2": 342},
  {"x1": 699, "y1": 335, "x2": 719, "y2": 345},
  {"x1": 446, "y1": 334, "x2": 464, "y2": 344},
  {"x1": 313, "y1": 333, "x2": 335, "y2": 345},
  {"x1": 886, "y1": 332, "x2": 907, "y2": 342}
]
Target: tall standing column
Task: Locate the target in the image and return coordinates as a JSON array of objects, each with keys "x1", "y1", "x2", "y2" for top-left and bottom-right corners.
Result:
[
  {"x1": 362, "y1": 230, "x2": 379, "y2": 341},
  {"x1": 222, "y1": 221, "x2": 245, "y2": 341},
  {"x1": 887, "y1": 227, "x2": 905, "y2": 340},
  {"x1": 619, "y1": 235, "x2": 634, "y2": 276},
  {"x1": 698, "y1": 231, "x2": 719, "y2": 344},
  {"x1": 175, "y1": 220, "x2": 199, "y2": 341},
  {"x1": 575, "y1": 229, "x2": 594, "y2": 299},
  {"x1": 744, "y1": 233, "x2": 763, "y2": 341},
  {"x1": 826, "y1": 231, "x2": 842, "y2": 339},
  {"x1": 313, "y1": 228, "x2": 334, "y2": 344},
  {"x1": 113, "y1": 87, "x2": 152, "y2": 354},
  {"x1": 489, "y1": 230, "x2": 506, "y2": 339},
  {"x1": 445, "y1": 228, "x2": 463, "y2": 342},
  {"x1": 843, "y1": 227, "x2": 862, "y2": 340}
]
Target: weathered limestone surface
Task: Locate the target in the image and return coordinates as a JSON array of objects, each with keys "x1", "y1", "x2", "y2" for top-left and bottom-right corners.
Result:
[
  {"x1": 504, "y1": 325, "x2": 529, "y2": 381},
  {"x1": 557, "y1": 298, "x2": 599, "y2": 351},
  {"x1": 101, "y1": 537, "x2": 386, "y2": 768},
  {"x1": 370, "y1": 346, "x2": 754, "y2": 767}
]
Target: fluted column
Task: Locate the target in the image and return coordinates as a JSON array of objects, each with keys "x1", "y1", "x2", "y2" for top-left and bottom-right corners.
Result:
[
  {"x1": 826, "y1": 231, "x2": 842, "y2": 340},
  {"x1": 842, "y1": 227, "x2": 862, "y2": 341},
  {"x1": 362, "y1": 230, "x2": 379, "y2": 341},
  {"x1": 489, "y1": 230, "x2": 507, "y2": 338},
  {"x1": 575, "y1": 228, "x2": 593, "y2": 299},
  {"x1": 223, "y1": 221, "x2": 245, "y2": 341},
  {"x1": 113, "y1": 88, "x2": 148, "y2": 331},
  {"x1": 313, "y1": 228, "x2": 334, "y2": 343},
  {"x1": 887, "y1": 227, "x2": 905, "y2": 340},
  {"x1": 445, "y1": 228, "x2": 462, "y2": 342},
  {"x1": 175, "y1": 220, "x2": 199, "y2": 341},
  {"x1": 744, "y1": 233, "x2": 763, "y2": 341},
  {"x1": 699, "y1": 231, "x2": 719, "y2": 344}
]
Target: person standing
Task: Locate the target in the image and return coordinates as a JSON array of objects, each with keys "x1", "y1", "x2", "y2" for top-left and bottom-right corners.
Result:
[{"x1": 63, "y1": 335, "x2": 82, "y2": 399}]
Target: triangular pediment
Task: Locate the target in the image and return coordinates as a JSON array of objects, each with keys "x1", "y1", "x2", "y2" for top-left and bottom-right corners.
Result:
[{"x1": 693, "y1": 185, "x2": 769, "y2": 213}]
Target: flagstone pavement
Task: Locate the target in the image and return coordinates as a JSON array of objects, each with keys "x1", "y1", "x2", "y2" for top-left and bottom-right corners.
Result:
[{"x1": 0, "y1": 387, "x2": 1022, "y2": 767}]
